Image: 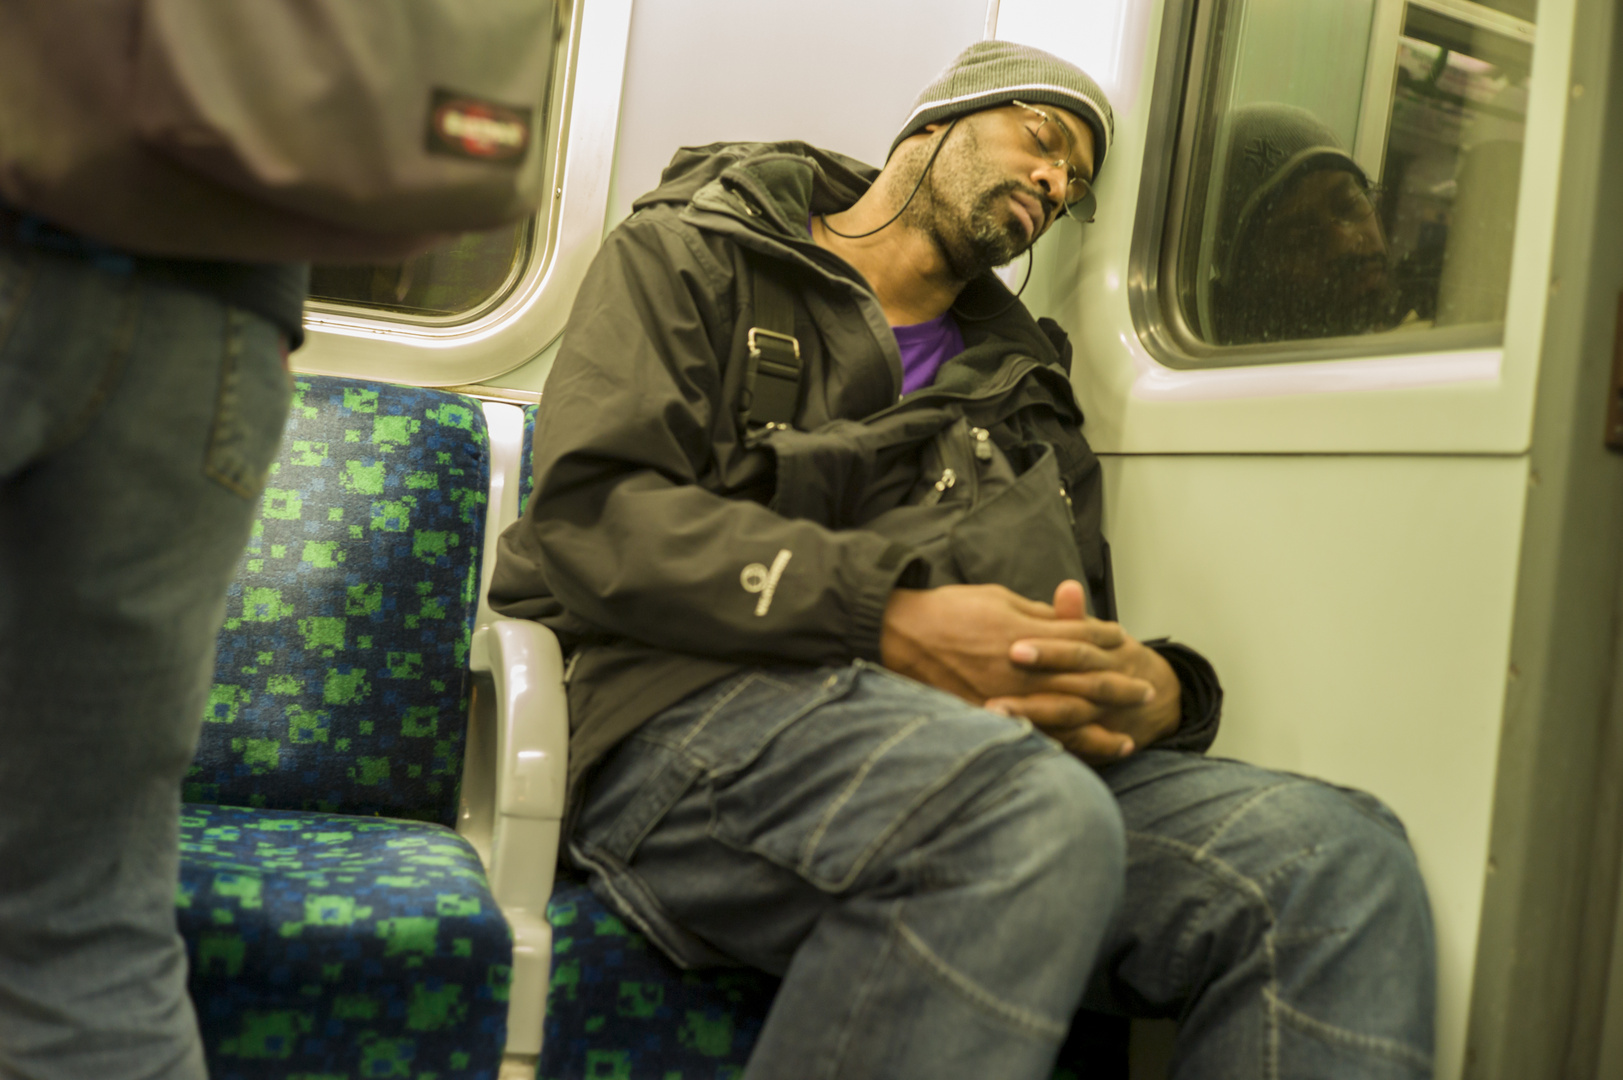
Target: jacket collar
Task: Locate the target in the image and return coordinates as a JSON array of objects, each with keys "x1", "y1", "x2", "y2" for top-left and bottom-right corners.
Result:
[{"x1": 637, "y1": 141, "x2": 1069, "y2": 380}]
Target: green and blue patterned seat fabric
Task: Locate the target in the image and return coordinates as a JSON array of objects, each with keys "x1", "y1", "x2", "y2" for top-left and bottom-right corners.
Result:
[
  {"x1": 540, "y1": 874, "x2": 1129, "y2": 1080},
  {"x1": 541, "y1": 874, "x2": 775, "y2": 1079},
  {"x1": 519, "y1": 403, "x2": 537, "y2": 513},
  {"x1": 179, "y1": 805, "x2": 512, "y2": 1080},
  {"x1": 189, "y1": 376, "x2": 489, "y2": 826},
  {"x1": 177, "y1": 376, "x2": 509, "y2": 1079}
]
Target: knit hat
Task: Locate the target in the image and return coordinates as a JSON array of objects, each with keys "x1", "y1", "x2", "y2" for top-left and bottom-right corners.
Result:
[
  {"x1": 889, "y1": 40, "x2": 1115, "y2": 173},
  {"x1": 1212, "y1": 103, "x2": 1368, "y2": 283}
]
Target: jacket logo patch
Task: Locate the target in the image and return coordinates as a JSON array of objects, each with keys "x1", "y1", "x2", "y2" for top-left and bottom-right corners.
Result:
[
  {"x1": 426, "y1": 89, "x2": 532, "y2": 165},
  {"x1": 741, "y1": 549, "x2": 792, "y2": 617}
]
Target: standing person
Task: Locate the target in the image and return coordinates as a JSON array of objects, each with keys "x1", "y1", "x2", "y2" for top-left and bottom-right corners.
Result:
[
  {"x1": 492, "y1": 41, "x2": 1437, "y2": 1079},
  {"x1": 0, "y1": 216, "x2": 302, "y2": 1078}
]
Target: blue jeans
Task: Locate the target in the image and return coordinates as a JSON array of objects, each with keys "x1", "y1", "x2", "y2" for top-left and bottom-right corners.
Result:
[
  {"x1": 574, "y1": 662, "x2": 1436, "y2": 1080},
  {"x1": 0, "y1": 246, "x2": 292, "y2": 1079}
]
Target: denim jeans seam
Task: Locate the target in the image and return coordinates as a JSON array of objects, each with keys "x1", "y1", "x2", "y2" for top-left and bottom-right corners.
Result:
[
  {"x1": 1130, "y1": 830, "x2": 1277, "y2": 919},
  {"x1": 716, "y1": 719, "x2": 1044, "y2": 894},
  {"x1": 202, "y1": 308, "x2": 268, "y2": 500},
  {"x1": 893, "y1": 917, "x2": 1069, "y2": 1041},
  {"x1": 822, "y1": 898, "x2": 904, "y2": 1080},
  {"x1": 567, "y1": 839, "x2": 722, "y2": 970},
  {"x1": 1253, "y1": 843, "x2": 1324, "y2": 890},
  {"x1": 1129, "y1": 829, "x2": 1277, "y2": 1011},
  {"x1": 1266, "y1": 986, "x2": 1434, "y2": 1069},
  {"x1": 677, "y1": 670, "x2": 795, "y2": 755},
  {"x1": 1194, "y1": 779, "x2": 1304, "y2": 858},
  {"x1": 1135, "y1": 829, "x2": 1422, "y2": 1075},
  {"x1": 895, "y1": 751, "x2": 1057, "y2": 890},
  {"x1": 797, "y1": 712, "x2": 932, "y2": 874},
  {"x1": 697, "y1": 671, "x2": 847, "y2": 781},
  {"x1": 598, "y1": 754, "x2": 703, "y2": 862}
]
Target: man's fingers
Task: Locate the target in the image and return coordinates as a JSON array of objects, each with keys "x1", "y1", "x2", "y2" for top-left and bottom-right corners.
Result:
[
  {"x1": 1005, "y1": 591, "x2": 1057, "y2": 619},
  {"x1": 1008, "y1": 638, "x2": 1113, "y2": 671},
  {"x1": 1050, "y1": 579, "x2": 1086, "y2": 621},
  {"x1": 987, "y1": 692, "x2": 1102, "y2": 729},
  {"x1": 989, "y1": 693, "x2": 1136, "y2": 764},
  {"x1": 1069, "y1": 672, "x2": 1156, "y2": 707},
  {"x1": 1064, "y1": 724, "x2": 1136, "y2": 765},
  {"x1": 1002, "y1": 667, "x2": 1155, "y2": 707},
  {"x1": 1008, "y1": 623, "x2": 1129, "y2": 667}
]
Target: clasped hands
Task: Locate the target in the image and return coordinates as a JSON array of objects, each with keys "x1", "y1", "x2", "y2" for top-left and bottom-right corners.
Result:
[{"x1": 879, "y1": 580, "x2": 1181, "y2": 764}]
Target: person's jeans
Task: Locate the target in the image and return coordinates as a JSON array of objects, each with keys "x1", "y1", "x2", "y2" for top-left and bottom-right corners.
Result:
[
  {"x1": 573, "y1": 661, "x2": 1128, "y2": 1080},
  {"x1": 1085, "y1": 749, "x2": 1436, "y2": 1078},
  {"x1": 574, "y1": 662, "x2": 1436, "y2": 1080},
  {"x1": 0, "y1": 245, "x2": 292, "y2": 1080}
]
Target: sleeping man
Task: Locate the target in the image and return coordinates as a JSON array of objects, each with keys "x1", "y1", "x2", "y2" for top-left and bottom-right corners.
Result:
[{"x1": 493, "y1": 40, "x2": 1437, "y2": 1080}]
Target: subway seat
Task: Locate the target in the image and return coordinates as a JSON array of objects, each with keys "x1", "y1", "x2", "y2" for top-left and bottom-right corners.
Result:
[
  {"x1": 180, "y1": 376, "x2": 512, "y2": 1080},
  {"x1": 512, "y1": 409, "x2": 1131, "y2": 1080}
]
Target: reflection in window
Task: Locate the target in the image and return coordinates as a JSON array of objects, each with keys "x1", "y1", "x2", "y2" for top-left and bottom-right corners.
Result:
[
  {"x1": 308, "y1": 222, "x2": 531, "y2": 319},
  {"x1": 1208, "y1": 104, "x2": 1398, "y2": 344},
  {"x1": 1169, "y1": 0, "x2": 1533, "y2": 353},
  {"x1": 1384, "y1": 8, "x2": 1530, "y2": 327}
]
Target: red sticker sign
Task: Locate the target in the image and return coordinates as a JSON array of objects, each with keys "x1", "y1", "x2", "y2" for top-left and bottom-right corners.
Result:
[{"x1": 426, "y1": 89, "x2": 533, "y2": 165}]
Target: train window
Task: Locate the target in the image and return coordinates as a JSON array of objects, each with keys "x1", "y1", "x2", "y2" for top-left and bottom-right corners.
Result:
[
  {"x1": 304, "y1": 1, "x2": 559, "y2": 327},
  {"x1": 1155, "y1": 0, "x2": 1533, "y2": 361},
  {"x1": 308, "y1": 221, "x2": 532, "y2": 319}
]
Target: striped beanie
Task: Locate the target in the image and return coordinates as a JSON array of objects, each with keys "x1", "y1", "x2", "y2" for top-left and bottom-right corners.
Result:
[{"x1": 889, "y1": 40, "x2": 1115, "y2": 172}]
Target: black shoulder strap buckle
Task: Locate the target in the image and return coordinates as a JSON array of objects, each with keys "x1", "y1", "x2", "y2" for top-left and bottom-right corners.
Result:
[{"x1": 741, "y1": 259, "x2": 802, "y2": 430}]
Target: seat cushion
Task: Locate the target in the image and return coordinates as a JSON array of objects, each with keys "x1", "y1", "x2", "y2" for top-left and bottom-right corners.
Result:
[
  {"x1": 188, "y1": 376, "x2": 489, "y2": 826},
  {"x1": 179, "y1": 803, "x2": 511, "y2": 1080},
  {"x1": 540, "y1": 875, "x2": 1130, "y2": 1079},
  {"x1": 542, "y1": 876, "x2": 776, "y2": 1079}
]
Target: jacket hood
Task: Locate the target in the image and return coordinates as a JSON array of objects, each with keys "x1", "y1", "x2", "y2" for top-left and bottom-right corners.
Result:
[{"x1": 633, "y1": 141, "x2": 877, "y2": 242}]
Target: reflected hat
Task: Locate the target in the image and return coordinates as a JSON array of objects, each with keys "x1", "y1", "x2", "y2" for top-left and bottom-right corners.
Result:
[
  {"x1": 890, "y1": 40, "x2": 1114, "y2": 172},
  {"x1": 1215, "y1": 103, "x2": 1368, "y2": 280}
]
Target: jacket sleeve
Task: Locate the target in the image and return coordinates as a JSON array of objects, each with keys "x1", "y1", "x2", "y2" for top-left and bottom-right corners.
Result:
[
  {"x1": 1145, "y1": 640, "x2": 1224, "y2": 753},
  {"x1": 490, "y1": 213, "x2": 920, "y2": 665}
]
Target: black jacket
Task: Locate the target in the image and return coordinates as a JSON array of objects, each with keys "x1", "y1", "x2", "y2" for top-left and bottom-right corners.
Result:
[{"x1": 490, "y1": 141, "x2": 1221, "y2": 795}]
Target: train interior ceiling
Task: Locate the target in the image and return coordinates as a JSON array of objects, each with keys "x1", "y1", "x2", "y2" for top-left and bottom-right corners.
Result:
[{"x1": 218, "y1": 0, "x2": 1623, "y2": 1076}]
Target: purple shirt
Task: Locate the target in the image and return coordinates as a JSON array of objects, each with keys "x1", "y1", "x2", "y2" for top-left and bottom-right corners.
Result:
[
  {"x1": 807, "y1": 215, "x2": 964, "y2": 394},
  {"x1": 893, "y1": 312, "x2": 965, "y2": 394}
]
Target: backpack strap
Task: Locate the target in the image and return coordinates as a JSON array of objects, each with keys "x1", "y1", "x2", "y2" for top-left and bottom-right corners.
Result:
[{"x1": 741, "y1": 258, "x2": 802, "y2": 430}]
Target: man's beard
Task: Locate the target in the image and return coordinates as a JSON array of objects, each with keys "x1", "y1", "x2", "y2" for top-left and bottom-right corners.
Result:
[
  {"x1": 891, "y1": 125, "x2": 1047, "y2": 282},
  {"x1": 1218, "y1": 252, "x2": 1400, "y2": 344}
]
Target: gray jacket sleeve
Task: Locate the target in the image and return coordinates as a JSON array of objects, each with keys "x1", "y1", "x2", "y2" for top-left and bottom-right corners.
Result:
[{"x1": 490, "y1": 214, "x2": 917, "y2": 665}]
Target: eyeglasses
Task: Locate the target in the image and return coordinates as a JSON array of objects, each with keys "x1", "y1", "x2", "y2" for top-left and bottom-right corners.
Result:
[
  {"x1": 1011, "y1": 100, "x2": 1096, "y2": 223},
  {"x1": 1270, "y1": 181, "x2": 1384, "y2": 244}
]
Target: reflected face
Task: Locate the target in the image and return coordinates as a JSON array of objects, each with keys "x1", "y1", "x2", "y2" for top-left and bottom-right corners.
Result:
[
  {"x1": 1221, "y1": 166, "x2": 1397, "y2": 343},
  {"x1": 1258, "y1": 169, "x2": 1389, "y2": 298},
  {"x1": 899, "y1": 105, "x2": 1097, "y2": 280}
]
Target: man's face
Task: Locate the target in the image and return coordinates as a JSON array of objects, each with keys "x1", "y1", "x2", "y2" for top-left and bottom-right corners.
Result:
[
  {"x1": 1246, "y1": 168, "x2": 1394, "y2": 337},
  {"x1": 1258, "y1": 169, "x2": 1389, "y2": 300},
  {"x1": 900, "y1": 103, "x2": 1097, "y2": 280}
]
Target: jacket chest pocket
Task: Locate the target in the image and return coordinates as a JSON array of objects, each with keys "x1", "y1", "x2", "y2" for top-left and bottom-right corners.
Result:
[
  {"x1": 865, "y1": 419, "x2": 1088, "y2": 608},
  {"x1": 946, "y1": 441, "x2": 1088, "y2": 610}
]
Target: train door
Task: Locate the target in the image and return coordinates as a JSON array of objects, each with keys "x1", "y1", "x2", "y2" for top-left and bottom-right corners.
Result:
[{"x1": 1013, "y1": 0, "x2": 1621, "y2": 1074}]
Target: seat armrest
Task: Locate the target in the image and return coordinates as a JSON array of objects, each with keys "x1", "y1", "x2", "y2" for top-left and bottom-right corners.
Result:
[{"x1": 470, "y1": 616, "x2": 569, "y2": 1057}]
